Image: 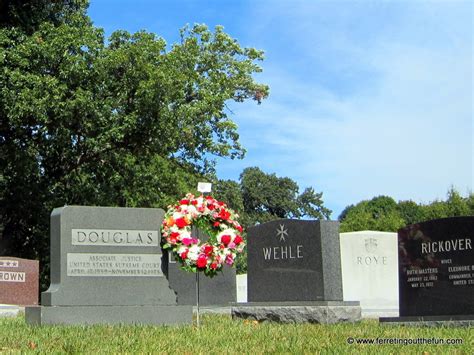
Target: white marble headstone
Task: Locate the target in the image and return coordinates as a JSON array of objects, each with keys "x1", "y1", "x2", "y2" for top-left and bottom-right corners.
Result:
[
  {"x1": 236, "y1": 274, "x2": 247, "y2": 303},
  {"x1": 340, "y1": 231, "x2": 399, "y2": 317}
]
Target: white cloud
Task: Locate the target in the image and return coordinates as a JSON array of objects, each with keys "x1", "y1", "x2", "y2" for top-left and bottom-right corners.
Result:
[{"x1": 217, "y1": 1, "x2": 473, "y2": 217}]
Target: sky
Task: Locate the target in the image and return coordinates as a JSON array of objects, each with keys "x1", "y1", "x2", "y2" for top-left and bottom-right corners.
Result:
[{"x1": 88, "y1": 0, "x2": 473, "y2": 218}]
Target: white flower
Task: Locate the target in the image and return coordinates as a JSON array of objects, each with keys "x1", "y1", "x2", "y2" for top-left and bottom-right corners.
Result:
[
  {"x1": 178, "y1": 230, "x2": 191, "y2": 241},
  {"x1": 186, "y1": 205, "x2": 198, "y2": 218},
  {"x1": 187, "y1": 245, "x2": 200, "y2": 261},
  {"x1": 177, "y1": 245, "x2": 188, "y2": 254},
  {"x1": 173, "y1": 212, "x2": 184, "y2": 220}
]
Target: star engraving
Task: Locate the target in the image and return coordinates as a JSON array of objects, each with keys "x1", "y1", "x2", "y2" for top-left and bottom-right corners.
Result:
[{"x1": 276, "y1": 224, "x2": 288, "y2": 242}]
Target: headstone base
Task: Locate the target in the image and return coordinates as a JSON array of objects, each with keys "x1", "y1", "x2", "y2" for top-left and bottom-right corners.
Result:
[
  {"x1": 379, "y1": 315, "x2": 474, "y2": 327},
  {"x1": 231, "y1": 301, "x2": 361, "y2": 324},
  {"x1": 25, "y1": 305, "x2": 192, "y2": 325}
]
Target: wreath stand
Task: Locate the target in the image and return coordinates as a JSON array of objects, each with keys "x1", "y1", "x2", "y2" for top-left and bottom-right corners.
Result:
[{"x1": 195, "y1": 272, "x2": 200, "y2": 327}]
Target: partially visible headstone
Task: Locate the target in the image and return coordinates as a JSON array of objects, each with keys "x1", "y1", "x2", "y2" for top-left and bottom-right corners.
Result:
[
  {"x1": 25, "y1": 206, "x2": 192, "y2": 325},
  {"x1": 380, "y1": 217, "x2": 474, "y2": 326},
  {"x1": 0, "y1": 257, "x2": 39, "y2": 306},
  {"x1": 166, "y1": 227, "x2": 236, "y2": 306},
  {"x1": 0, "y1": 304, "x2": 23, "y2": 317},
  {"x1": 236, "y1": 274, "x2": 247, "y2": 303},
  {"x1": 340, "y1": 231, "x2": 399, "y2": 317},
  {"x1": 167, "y1": 252, "x2": 236, "y2": 306},
  {"x1": 247, "y1": 219, "x2": 343, "y2": 302}
]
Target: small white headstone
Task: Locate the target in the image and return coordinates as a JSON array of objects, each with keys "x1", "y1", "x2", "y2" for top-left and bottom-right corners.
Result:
[
  {"x1": 236, "y1": 274, "x2": 247, "y2": 303},
  {"x1": 340, "y1": 231, "x2": 399, "y2": 318}
]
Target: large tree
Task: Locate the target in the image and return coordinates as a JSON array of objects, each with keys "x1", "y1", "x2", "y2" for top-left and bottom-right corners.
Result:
[
  {"x1": 339, "y1": 196, "x2": 405, "y2": 232},
  {"x1": 0, "y1": 4, "x2": 268, "y2": 288}
]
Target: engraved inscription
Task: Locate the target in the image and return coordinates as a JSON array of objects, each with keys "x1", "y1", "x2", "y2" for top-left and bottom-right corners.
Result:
[
  {"x1": 0, "y1": 271, "x2": 26, "y2": 282},
  {"x1": 71, "y1": 229, "x2": 159, "y2": 246},
  {"x1": 67, "y1": 253, "x2": 163, "y2": 277}
]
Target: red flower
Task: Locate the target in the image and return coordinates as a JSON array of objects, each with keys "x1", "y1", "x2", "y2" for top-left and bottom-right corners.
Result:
[
  {"x1": 218, "y1": 209, "x2": 231, "y2": 221},
  {"x1": 203, "y1": 245, "x2": 213, "y2": 256},
  {"x1": 236, "y1": 225, "x2": 243, "y2": 233},
  {"x1": 175, "y1": 218, "x2": 188, "y2": 228},
  {"x1": 234, "y1": 235, "x2": 243, "y2": 245},
  {"x1": 210, "y1": 262, "x2": 218, "y2": 270},
  {"x1": 207, "y1": 203, "x2": 216, "y2": 211},
  {"x1": 191, "y1": 199, "x2": 198, "y2": 205},
  {"x1": 179, "y1": 199, "x2": 189, "y2": 205},
  {"x1": 221, "y1": 235, "x2": 231, "y2": 246},
  {"x1": 169, "y1": 232, "x2": 180, "y2": 243},
  {"x1": 180, "y1": 250, "x2": 189, "y2": 260},
  {"x1": 197, "y1": 255, "x2": 208, "y2": 268},
  {"x1": 213, "y1": 221, "x2": 220, "y2": 227}
]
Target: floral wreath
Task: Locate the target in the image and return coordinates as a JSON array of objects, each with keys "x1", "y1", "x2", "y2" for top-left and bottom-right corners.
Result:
[{"x1": 161, "y1": 193, "x2": 245, "y2": 277}]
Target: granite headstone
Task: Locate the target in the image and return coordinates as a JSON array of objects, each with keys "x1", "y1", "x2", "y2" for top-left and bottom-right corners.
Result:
[
  {"x1": 380, "y1": 217, "x2": 474, "y2": 326},
  {"x1": 340, "y1": 231, "x2": 399, "y2": 317},
  {"x1": 25, "y1": 206, "x2": 192, "y2": 325},
  {"x1": 0, "y1": 257, "x2": 39, "y2": 306},
  {"x1": 167, "y1": 252, "x2": 236, "y2": 306},
  {"x1": 167, "y1": 227, "x2": 236, "y2": 306},
  {"x1": 234, "y1": 219, "x2": 360, "y2": 323},
  {"x1": 247, "y1": 219, "x2": 343, "y2": 302}
]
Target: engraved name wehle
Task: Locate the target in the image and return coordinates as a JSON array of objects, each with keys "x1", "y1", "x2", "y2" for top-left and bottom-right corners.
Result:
[
  {"x1": 262, "y1": 225, "x2": 303, "y2": 260},
  {"x1": 263, "y1": 245, "x2": 303, "y2": 260},
  {"x1": 421, "y1": 238, "x2": 472, "y2": 254},
  {"x1": 72, "y1": 229, "x2": 159, "y2": 246}
]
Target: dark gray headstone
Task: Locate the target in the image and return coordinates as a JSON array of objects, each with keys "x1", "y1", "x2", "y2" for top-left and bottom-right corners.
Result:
[
  {"x1": 380, "y1": 217, "x2": 474, "y2": 326},
  {"x1": 247, "y1": 219, "x2": 343, "y2": 302},
  {"x1": 25, "y1": 206, "x2": 192, "y2": 325},
  {"x1": 398, "y1": 217, "x2": 473, "y2": 317},
  {"x1": 167, "y1": 252, "x2": 236, "y2": 306},
  {"x1": 166, "y1": 228, "x2": 236, "y2": 306}
]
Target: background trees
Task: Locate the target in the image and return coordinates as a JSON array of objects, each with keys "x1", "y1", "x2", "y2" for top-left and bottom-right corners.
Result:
[{"x1": 339, "y1": 188, "x2": 474, "y2": 232}]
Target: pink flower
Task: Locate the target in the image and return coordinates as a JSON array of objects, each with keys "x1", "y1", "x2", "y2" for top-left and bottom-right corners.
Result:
[
  {"x1": 225, "y1": 254, "x2": 234, "y2": 265},
  {"x1": 182, "y1": 238, "x2": 193, "y2": 246}
]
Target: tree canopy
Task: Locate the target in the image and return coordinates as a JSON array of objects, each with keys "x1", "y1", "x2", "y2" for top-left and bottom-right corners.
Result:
[
  {"x1": 215, "y1": 167, "x2": 331, "y2": 228},
  {"x1": 339, "y1": 188, "x2": 474, "y2": 232},
  {"x1": 0, "y1": 2, "x2": 268, "y2": 288}
]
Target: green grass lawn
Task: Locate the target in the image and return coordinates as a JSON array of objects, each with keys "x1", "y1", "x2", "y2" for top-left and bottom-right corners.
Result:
[{"x1": 0, "y1": 314, "x2": 472, "y2": 354}]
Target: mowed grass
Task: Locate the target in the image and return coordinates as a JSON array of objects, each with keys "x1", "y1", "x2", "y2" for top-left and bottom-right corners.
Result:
[{"x1": 0, "y1": 313, "x2": 472, "y2": 354}]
